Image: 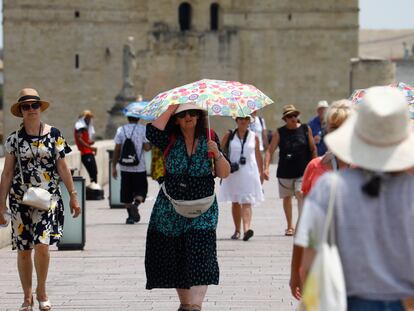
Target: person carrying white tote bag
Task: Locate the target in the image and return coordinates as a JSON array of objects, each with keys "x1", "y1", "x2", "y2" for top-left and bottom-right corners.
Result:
[{"x1": 301, "y1": 173, "x2": 347, "y2": 311}]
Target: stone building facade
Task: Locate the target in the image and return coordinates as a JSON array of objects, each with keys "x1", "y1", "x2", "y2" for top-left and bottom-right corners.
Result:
[{"x1": 4, "y1": 0, "x2": 370, "y2": 139}]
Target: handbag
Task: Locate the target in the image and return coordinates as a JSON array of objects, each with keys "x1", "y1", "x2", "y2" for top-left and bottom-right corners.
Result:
[
  {"x1": 301, "y1": 173, "x2": 347, "y2": 311},
  {"x1": 161, "y1": 183, "x2": 215, "y2": 218},
  {"x1": 15, "y1": 131, "x2": 52, "y2": 211}
]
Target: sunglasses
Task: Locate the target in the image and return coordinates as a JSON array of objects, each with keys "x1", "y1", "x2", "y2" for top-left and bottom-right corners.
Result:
[
  {"x1": 285, "y1": 114, "x2": 297, "y2": 119},
  {"x1": 236, "y1": 117, "x2": 251, "y2": 121},
  {"x1": 176, "y1": 110, "x2": 199, "y2": 119},
  {"x1": 20, "y1": 102, "x2": 41, "y2": 111}
]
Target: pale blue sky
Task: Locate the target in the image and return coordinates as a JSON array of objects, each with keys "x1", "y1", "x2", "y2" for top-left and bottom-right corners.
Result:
[{"x1": 0, "y1": 0, "x2": 413, "y2": 47}]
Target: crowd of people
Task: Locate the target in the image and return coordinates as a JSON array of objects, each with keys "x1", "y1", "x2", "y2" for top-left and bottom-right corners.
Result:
[{"x1": 0, "y1": 86, "x2": 413, "y2": 311}]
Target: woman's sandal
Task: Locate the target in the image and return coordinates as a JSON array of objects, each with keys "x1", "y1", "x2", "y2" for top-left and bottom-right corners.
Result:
[
  {"x1": 285, "y1": 228, "x2": 295, "y2": 236},
  {"x1": 19, "y1": 304, "x2": 33, "y2": 311},
  {"x1": 243, "y1": 229, "x2": 254, "y2": 241},
  {"x1": 37, "y1": 299, "x2": 52, "y2": 311},
  {"x1": 191, "y1": 304, "x2": 202, "y2": 311},
  {"x1": 231, "y1": 231, "x2": 240, "y2": 240},
  {"x1": 19, "y1": 295, "x2": 34, "y2": 311}
]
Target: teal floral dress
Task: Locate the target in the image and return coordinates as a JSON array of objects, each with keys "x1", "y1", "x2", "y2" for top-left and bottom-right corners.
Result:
[
  {"x1": 4, "y1": 127, "x2": 71, "y2": 250},
  {"x1": 145, "y1": 124, "x2": 220, "y2": 289}
]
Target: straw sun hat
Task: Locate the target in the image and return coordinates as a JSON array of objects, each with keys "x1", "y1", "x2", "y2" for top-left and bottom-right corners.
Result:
[
  {"x1": 325, "y1": 86, "x2": 414, "y2": 172},
  {"x1": 281, "y1": 104, "x2": 300, "y2": 119},
  {"x1": 11, "y1": 88, "x2": 50, "y2": 117}
]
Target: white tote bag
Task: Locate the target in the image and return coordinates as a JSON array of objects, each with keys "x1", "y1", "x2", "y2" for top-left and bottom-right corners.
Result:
[{"x1": 302, "y1": 173, "x2": 347, "y2": 311}]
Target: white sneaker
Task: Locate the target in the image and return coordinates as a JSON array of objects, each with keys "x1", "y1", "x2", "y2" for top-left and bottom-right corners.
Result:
[{"x1": 87, "y1": 182, "x2": 102, "y2": 190}]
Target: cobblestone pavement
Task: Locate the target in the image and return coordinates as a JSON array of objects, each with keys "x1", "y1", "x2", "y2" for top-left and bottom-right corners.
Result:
[{"x1": 0, "y1": 166, "x2": 300, "y2": 311}]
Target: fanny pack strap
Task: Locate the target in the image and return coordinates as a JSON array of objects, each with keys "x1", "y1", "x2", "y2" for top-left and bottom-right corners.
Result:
[
  {"x1": 161, "y1": 183, "x2": 174, "y2": 202},
  {"x1": 161, "y1": 182, "x2": 215, "y2": 203}
]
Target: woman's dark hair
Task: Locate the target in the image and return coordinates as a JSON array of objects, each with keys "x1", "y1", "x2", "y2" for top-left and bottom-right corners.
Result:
[{"x1": 165, "y1": 110, "x2": 208, "y2": 138}]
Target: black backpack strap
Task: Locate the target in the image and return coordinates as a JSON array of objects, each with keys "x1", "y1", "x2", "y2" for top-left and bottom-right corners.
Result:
[
  {"x1": 224, "y1": 129, "x2": 237, "y2": 157},
  {"x1": 123, "y1": 124, "x2": 137, "y2": 139},
  {"x1": 259, "y1": 117, "x2": 264, "y2": 128}
]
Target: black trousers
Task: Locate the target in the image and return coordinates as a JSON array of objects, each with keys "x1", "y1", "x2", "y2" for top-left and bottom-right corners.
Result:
[{"x1": 81, "y1": 154, "x2": 97, "y2": 183}]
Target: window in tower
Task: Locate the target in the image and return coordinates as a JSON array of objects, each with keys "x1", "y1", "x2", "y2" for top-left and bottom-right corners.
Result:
[
  {"x1": 210, "y1": 3, "x2": 219, "y2": 31},
  {"x1": 179, "y1": 2, "x2": 192, "y2": 31}
]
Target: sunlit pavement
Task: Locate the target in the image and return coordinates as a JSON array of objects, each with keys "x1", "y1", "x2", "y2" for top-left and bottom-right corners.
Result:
[{"x1": 0, "y1": 165, "x2": 300, "y2": 310}]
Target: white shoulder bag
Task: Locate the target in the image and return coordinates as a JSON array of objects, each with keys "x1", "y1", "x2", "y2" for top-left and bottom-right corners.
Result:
[
  {"x1": 15, "y1": 131, "x2": 52, "y2": 211},
  {"x1": 301, "y1": 173, "x2": 347, "y2": 311}
]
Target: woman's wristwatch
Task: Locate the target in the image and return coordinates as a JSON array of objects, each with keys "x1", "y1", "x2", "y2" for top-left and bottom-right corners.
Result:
[
  {"x1": 69, "y1": 190, "x2": 78, "y2": 196},
  {"x1": 215, "y1": 152, "x2": 224, "y2": 161}
]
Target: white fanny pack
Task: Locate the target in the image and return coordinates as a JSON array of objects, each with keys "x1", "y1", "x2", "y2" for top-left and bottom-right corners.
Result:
[{"x1": 161, "y1": 183, "x2": 215, "y2": 218}]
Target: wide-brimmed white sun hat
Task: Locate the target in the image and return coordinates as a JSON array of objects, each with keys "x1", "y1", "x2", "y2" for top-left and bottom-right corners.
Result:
[
  {"x1": 325, "y1": 86, "x2": 414, "y2": 172},
  {"x1": 174, "y1": 103, "x2": 206, "y2": 115}
]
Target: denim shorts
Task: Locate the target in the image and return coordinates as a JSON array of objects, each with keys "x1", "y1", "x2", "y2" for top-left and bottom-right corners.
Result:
[{"x1": 348, "y1": 297, "x2": 404, "y2": 311}]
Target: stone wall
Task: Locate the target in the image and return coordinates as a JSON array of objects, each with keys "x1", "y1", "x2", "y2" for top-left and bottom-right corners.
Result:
[
  {"x1": 3, "y1": 0, "x2": 360, "y2": 139},
  {"x1": 350, "y1": 58, "x2": 396, "y2": 92}
]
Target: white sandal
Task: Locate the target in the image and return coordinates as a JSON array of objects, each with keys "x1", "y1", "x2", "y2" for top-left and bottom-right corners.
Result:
[
  {"x1": 19, "y1": 304, "x2": 33, "y2": 311},
  {"x1": 19, "y1": 296, "x2": 34, "y2": 311},
  {"x1": 37, "y1": 299, "x2": 52, "y2": 311}
]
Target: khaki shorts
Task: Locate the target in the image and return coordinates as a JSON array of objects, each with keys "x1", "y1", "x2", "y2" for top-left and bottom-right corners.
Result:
[{"x1": 278, "y1": 178, "x2": 303, "y2": 198}]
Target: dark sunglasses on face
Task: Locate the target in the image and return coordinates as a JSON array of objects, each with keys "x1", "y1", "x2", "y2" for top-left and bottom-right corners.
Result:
[
  {"x1": 236, "y1": 117, "x2": 251, "y2": 121},
  {"x1": 20, "y1": 102, "x2": 41, "y2": 111},
  {"x1": 285, "y1": 114, "x2": 297, "y2": 119},
  {"x1": 176, "y1": 109, "x2": 199, "y2": 119}
]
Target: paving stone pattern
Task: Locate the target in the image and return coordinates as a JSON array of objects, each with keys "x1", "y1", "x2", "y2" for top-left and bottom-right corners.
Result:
[{"x1": 0, "y1": 166, "x2": 300, "y2": 310}]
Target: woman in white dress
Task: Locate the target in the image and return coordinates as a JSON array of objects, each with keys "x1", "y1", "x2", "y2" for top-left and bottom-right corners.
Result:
[{"x1": 218, "y1": 116, "x2": 264, "y2": 241}]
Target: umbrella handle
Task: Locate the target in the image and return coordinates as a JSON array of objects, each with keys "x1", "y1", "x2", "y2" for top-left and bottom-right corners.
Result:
[{"x1": 207, "y1": 114, "x2": 215, "y2": 158}]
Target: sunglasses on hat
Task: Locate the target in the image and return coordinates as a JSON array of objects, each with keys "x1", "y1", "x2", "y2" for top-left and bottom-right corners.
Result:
[
  {"x1": 20, "y1": 102, "x2": 41, "y2": 111},
  {"x1": 176, "y1": 110, "x2": 199, "y2": 119}
]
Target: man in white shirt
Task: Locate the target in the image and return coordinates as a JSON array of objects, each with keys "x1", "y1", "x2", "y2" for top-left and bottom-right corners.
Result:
[{"x1": 112, "y1": 116, "x2": 151, "y2": 224}]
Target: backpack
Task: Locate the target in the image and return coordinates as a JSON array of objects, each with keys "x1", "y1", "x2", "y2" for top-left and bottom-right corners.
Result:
[{"x1": 119, "y1": 125, "x2": 139, "y2": 166}]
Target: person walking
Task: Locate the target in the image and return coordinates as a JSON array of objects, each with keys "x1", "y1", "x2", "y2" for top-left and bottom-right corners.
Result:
[
  {"x1": 112, "y1": 114, "x2": 151, "y2": 224},
  {"x1": 218, "y1": 116, "x2": 264, "y2": 241},
  {"x1": 74, "y1": 110, "x2": 100, "y2": 189},
  {"x1": 289, "y1": 99, "x2": 352, "y2": 300},
  {"x1": 264, "y1": 105, "x2": 316, "y2": 236},
  {"x1": 308, "y1": 100, "x2": 329, "y2": 156},
  {"x1": 296, "y1": 86, "x2": 414, "y2": 311},
  {"x1": 249, "y1": 111, "x2": 268, "y2": 157},
  {"x1": 0, "y1": 88, "x2": 81, "y2": 311},
  {"x1": 145, "y1": 103, "x2": 230, "y2": 311}
]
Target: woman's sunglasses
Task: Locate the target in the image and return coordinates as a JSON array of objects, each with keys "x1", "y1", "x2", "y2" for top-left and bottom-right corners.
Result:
[
  {"x1": 285, "y1": 114, "x2": 298, "y2": 119},
  {"x1": 20, "y1": 102, "x2": 41, "y2": 111},
  {"x1": 236, "y1": 117, "x2": 251, "y2": 121},
  {"x1": 176, "y1": 109, "x2": 199, "y2": 119}
]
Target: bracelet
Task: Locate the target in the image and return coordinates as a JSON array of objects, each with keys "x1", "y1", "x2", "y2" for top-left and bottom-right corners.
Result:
[
  {"x1": 214, "y1": 152, "x2": 224, "y2": 161},
  {"x1": 69, "y1": 190, "x2": 78, "y2": 195}
]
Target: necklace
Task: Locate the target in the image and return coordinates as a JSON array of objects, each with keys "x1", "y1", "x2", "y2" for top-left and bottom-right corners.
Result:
[{"x1": 27, "y1": 122, "x2": 43, "y2": 160}]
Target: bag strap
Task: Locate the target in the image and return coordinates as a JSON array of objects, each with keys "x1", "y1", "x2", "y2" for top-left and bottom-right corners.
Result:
[
  {"x1": 15, "y1": 130, "x2": 25, "y2": 185},
  {"x1": 224, "y1": 129, "x2": 236, "y2": 157},
  {"x1": 321, "y1": 173, "x2": 338, "y2": 245},
  {"x1": 123, "y1": 124, "x2": 136, "y2": 140}
]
